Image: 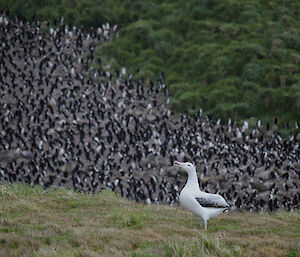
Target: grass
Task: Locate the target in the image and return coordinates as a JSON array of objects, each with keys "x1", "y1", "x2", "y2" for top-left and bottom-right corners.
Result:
[{"x1": 0, "y1": 183, "x2": 299, "y2": 257}]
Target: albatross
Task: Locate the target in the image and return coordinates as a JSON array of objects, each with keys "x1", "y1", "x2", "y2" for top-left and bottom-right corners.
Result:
[{"x1": 174, "y1": 161, "x2": 229, "y2": 230}]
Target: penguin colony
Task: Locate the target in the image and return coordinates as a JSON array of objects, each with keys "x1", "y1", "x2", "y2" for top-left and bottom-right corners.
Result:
[{"x1": 0, "y1": 13, "x2": 299, "y2": 211}]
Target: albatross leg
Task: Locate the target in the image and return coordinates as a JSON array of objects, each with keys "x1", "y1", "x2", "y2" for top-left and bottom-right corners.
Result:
[
  {"x1": 204, "y1": 220, "x2": 207, "y2": 230},
  {"x1": 200, "y1": 219, "x2": 203, "y2": 228}
]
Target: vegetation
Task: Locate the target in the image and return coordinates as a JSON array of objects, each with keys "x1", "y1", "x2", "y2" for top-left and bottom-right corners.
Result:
[
  {"x1": 0, "y1": 183, "x2": 299, "y2": 257},
  {"x1": 1, "y1": 0, "x2": 300, "y2": 128}
]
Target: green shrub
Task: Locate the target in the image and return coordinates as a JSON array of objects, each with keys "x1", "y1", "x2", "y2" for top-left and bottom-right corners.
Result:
[
  {"x1": 265, "y1": 21, "x2": 284, "y2": 35},
  {"x1": 76, "y1": 7, "x2": 112, "y2": 27},
  {"x1": 10, "y1": 0, "x2": 33, "y2": 19},
  {"x1": 166, "y1": 74, "x2": 182, "y2": 86},
  {"x1": 241, "y1": 81, "x2": 259, "y2": 91},
  {"x1": 168, "y1": 48, "x2": 185, "y2": 65},
  {"x1": 242, "y1": 63, "x2": 265, "y2": 82},
  {"x1": 146, "y1": 56, "x2": 163, "y2": 67},
  {"x1": 154, "y1": 41, "x2": 173, "y2": 60},
  {"x1": 206, "y1": 56, "x2": 232, "y2": 78},
  {"x1": 140, "y1": 49, "x2": 156, "y2": 60},
  {"x1": 173, "y1": 91, "x2": 200, "y2": 112},
  {"x1": 146, "y1": 3, "x2": 172, "y2": 20},
  {"x1": 279, "y1": 15, "x2": 296, "y2": 28},
  {"x1": 125, "y1": 20, "x2": 155, "y2": 49},
  {"x1": 259, "y1": 88, "x2": 274, "y2": 109},
  {"x1": 239, "y1": 10, "x2": 260, "y2": 24},
  {"x1": 127, "y1": 57, "x2": 144, "y2": 69},
  {"x1": 275, "y1": 6, "x2": 292, "y2": 19},
  {"x1": 208, "y1": 83, "x2": 239, "y2": 106},
  {"x1": 242, "y1": 43, "x2": 266, "y2": 61},
  {"x1": 223, "y1": 1, "x2": 242, "y2": 21},
  {"x1": 271, "y1": 48, "x2": 289, "y2": 62},
  {"x1": 154, "y1": 28, "x2": 176, "y2": 43},
  {"x1": 37, "y1": 7, "x2": 59, "y2": 22},
  {"x1": 64, "y1": 9, "x2": 78, "y2": 24},
  {"x1": 289, "y1": 84, "x2": 300, "y2": 112},
  {"x1": 219, "y1": 23, "x2": 240, "y2": 38},
  {"x1": 142, "y1": 63, "x2": 161, "y2": 77},
  {"x1": 212, "y1": 102, "x2": 252, "y2": 120},
  {"x1": 264, "y1": 70, "x2": 280, "y2": 87},
  {"x1": 191, "y1": 7, "x2": 206, "y2": 20},
  {"x1": 280, "y1": 34, "x2": 300, "y2": 51},
  {"x1": 290, "y1": 53, "x2": 300, "y2": 65},
  {"x1": 136, "y1": 69, "x2": 155, "y2": 81},
  {"x1": 75, "y1": 9, "x2": 93, "y2": 27}
]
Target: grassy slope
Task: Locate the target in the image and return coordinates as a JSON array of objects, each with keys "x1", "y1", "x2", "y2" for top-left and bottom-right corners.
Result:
[
  {"x1": 0, "y1": 0, "x2": 300, "y2": 128},
  {"x1": 0, "y1": 184, "x2": 299, "y2": 257}
]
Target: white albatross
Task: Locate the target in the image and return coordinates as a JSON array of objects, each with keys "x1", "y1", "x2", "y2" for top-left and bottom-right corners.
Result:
[{"x1": 174, "y1": 161, "x2": 229, "y2": 230}]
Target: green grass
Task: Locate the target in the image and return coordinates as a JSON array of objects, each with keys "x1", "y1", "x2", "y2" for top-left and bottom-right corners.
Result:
[
  {"x1": 0, "y1": 183, "x2": 299, "y2": 257},
  {"x1": 0, "y1": 0, "x2": 299, "y2": 128}
]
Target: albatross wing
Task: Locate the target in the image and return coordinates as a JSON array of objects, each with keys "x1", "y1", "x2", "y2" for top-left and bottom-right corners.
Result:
[{"x1": 195, "y1": 193, "x2": 229, "y2": 208}]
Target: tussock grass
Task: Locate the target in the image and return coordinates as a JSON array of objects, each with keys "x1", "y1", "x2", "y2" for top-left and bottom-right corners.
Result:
[{"x1": 0, "y1": 183, "x2": 299, "y2": 257}]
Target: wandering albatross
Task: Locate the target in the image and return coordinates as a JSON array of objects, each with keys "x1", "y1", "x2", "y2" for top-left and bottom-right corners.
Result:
[{"x1": 174, "y1": 161, "x2": 229, "y2": 230}]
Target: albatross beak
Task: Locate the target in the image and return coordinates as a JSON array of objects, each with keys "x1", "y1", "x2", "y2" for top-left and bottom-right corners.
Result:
[{"x1": 174, "y1": 161, "x2": 184, "y2": 167}]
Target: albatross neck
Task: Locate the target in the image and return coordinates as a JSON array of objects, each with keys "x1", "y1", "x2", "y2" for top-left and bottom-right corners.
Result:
[{"x1": 185, "y1": 170, "x2": 200, "y2": 190}]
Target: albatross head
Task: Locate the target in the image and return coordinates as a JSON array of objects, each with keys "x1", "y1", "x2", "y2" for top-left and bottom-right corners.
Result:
[{"x1": 174, "y1": 161, "x2": 196, "y2": 175}]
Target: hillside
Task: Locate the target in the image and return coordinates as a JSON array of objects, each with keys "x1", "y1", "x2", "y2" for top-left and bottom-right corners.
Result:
[
  {"x1": 0, "y1": 183, "x2": 299, "y2": 257},
  {"x1": 0, "y1": 13, "x2": 299, "y2": 212},
  {"x1": 0, "y1": 0, "x2": 300, "y2": 128}
]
